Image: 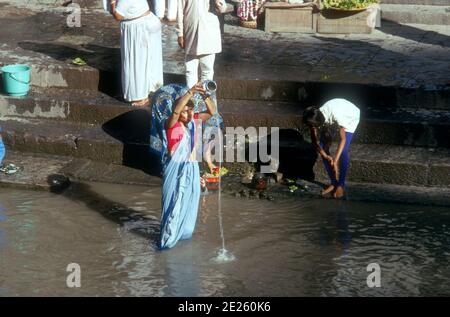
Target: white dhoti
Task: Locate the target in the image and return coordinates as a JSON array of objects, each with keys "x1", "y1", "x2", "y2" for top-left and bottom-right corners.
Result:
[
  {"x1": 120, "y1": 13, "x2": 164, "y2": 102},
  {"x1": 154, "y1": 0, "x2": 178, "y2": 20}
]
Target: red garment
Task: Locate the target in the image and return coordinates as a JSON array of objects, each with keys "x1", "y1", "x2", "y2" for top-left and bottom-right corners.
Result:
[{"x1": 166, "y1": 114, "x2": 199, "y2": 154}]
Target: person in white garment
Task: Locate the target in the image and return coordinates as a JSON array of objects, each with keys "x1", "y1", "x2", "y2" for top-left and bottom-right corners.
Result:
[
  {"x1": 302, "y1": 98, "x2": 360, "y2": 199},
  {"x1": 153, "y1": 0, "x2": 178, "y2": 22},
  {"x1": 108, "y1": 0, "x2": 163, "y2": 107},
  {"x1": 176, "y1": 0, "x2": 227, "y2": 89}
]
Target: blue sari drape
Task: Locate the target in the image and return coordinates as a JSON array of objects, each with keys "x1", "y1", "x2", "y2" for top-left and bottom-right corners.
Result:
[
  {"x1": 149, "y1": 84, "x2": 224, "y2": 167},
  {"x1": 160, "y1": 120, "x2": 201, "y2": 250},
  {"x1": 150, "y1": 84, "x2": 224, "y2": 249}
]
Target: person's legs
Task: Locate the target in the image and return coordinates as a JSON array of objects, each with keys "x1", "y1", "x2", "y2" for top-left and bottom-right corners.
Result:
[
  {"x1": 334, "y1": 132, "x2": 354, "y2": 198},
  {"x1": 180, "y1": 163, "x2": 201, "y2": 240},
  {"x1": 320, "y1": 142, "x2": 338, "y2": 195},
  {"x1": 199, "y1": 54, "x2": 215, "y2": 82},
  {"x1": 153, "y1": 0, "x2": 165, "y2": 19},
  {"x1": 167, "y1": 0, "x2": 178, "y2": 21},
  {"x1": 185, "y1": 55, "x2": 199, "y2": 89}
]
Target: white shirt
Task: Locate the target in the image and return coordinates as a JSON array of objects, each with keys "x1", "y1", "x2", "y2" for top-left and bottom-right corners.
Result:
[
  {"x1": 177, "y1": 0, "x2": 226, "y2": 56},
  {"x1": 113, "y1": 0, "x2": 150, "y2": 20},
  {"x1": 319, "y1": 98, "x2": 360, "y2": 133}
]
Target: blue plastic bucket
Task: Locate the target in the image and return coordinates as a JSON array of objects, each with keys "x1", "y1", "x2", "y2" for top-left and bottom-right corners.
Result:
[{"x1": 1, "y1": 64, "x2": 30, "y2": 96}]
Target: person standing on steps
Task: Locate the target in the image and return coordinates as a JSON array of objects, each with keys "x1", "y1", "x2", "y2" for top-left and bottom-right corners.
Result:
[
  {"x1": 108, "y1": 0, "x2": 163, "y2": 107},
  {"x1": 176, "y1": 0, "x2": 227, "y2": 89},
  {"x1": 176, "y1": 0, "x2": 227, "y2": 173},
  {"x1": 302, "y1": 98, "x2": 360, "y2": 199}
]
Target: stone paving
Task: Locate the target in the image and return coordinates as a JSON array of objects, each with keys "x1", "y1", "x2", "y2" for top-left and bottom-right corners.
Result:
[{"x1": 0, "y1": 3, "x2": 448, "y2": 89}]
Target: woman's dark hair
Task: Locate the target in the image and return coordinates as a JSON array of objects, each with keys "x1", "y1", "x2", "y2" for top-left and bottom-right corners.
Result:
[
  {"x1": 302, "y1": 107, "x2": 333, "y2": 146},
  {"x1": 320, "y1": 126, "x2": 333, "y2": 147},
  {"x1": 302, "y1": 106, "x2": 325, "y2": 127},
  {"x1": 186, "y1": 99, "x2": 195, "y2": 109}
]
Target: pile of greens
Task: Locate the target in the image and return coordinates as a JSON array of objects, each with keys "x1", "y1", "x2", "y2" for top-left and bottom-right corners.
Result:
[
  {"x1": 322, "y1": 0, "x2": 379, "y2": 10},
  {"x1": 203, "y1": 167, "x2": 229, "y2": 178}
]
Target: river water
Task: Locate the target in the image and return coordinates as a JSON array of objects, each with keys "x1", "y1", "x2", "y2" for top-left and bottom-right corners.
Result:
[{"x1": 0, "y1": 181, "x2": 449, "y2": 296}]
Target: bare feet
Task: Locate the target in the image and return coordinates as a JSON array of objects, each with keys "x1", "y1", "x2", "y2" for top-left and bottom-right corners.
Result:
[
  {"x1": 131, "y1": 98, "x2": 149, "y2": 107},
  {"x1": 321, "y1": 184, "x2": 335, "y2": 196},
  {"x1": 333, "y1": 186, "x2": 345, "y2": 199}
]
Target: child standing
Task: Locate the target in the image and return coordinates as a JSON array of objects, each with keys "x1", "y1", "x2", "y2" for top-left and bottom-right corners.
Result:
[{"x1": 302, "y1": 98, "x2": 360, "y2": 199}]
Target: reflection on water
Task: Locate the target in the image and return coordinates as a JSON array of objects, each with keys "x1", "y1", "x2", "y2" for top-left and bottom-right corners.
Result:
[{"x1": 0, "y1": 182, "x2": 449, "y2": 296}]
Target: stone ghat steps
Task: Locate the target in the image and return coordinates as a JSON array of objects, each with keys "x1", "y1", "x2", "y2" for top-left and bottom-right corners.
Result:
[
  {"x1": 2, "y1": 32, "x2": 448, "y2": 111},
  {"x1": 18, "y1": 68, "x2": 449, "y2": 110},
  {"x1": 1, "y1": 3, "x2": 448, "y2": 109},
  {"x1": 219, "y1": 99, "x2": 450, "y2": 149},
  {"x1": 1, "y1": 117, "x2": 449, "y2": 188},
  {"x1": 2, "y1": 89, "x2": 450, "y2": 148}
]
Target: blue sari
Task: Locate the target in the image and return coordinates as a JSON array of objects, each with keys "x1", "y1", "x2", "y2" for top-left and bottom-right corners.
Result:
[
  {"x1": 149, "y1": 84, "x2": 224, "y2": 249},
  {"x1": 160, "y1": 120, "x2": 200, "y2": 250},
  {"x1": 149, "y1": 84, "x2": 224, "y2": 166}
]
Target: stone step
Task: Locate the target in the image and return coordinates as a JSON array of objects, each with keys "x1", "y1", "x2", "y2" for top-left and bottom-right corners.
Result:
[
  {"x1": 381, "y1": 4, "x2": 450, "y2": 25},
  {"x1": 0, "y1": 87, "x2": 131, "y2": 125},
  {"x1": 219, "y1": 99, "x2": 450, "y2": 148},
  {"x1": 2, "y1": 90, "x2": 450, "y2": 148},
  {"x1": 0, "y1": 118, "x2": 129, "y2": 165},
  {"x1": 314, "y1": 143, "x2": 450, "y2": 188},
  {"x1": 2, "y1": 118, "x2": 448, "y2": 189},
  {"x1": 381, "y1": 0, "x2": 450, "y2": 6}
]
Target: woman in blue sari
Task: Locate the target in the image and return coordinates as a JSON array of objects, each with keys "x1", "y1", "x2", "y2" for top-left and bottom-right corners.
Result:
[{"x1": 154, "y1": 82, "x2": 217, "y2": 249}]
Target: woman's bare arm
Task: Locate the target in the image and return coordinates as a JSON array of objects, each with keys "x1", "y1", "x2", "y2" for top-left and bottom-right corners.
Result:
[
  {"x1": 110, "y1": 1, "x2": 125, "y2": 21},
  {"x1": 310, "y1": 127, "x2": 332, "y2": 163},
  {"x1": 166, "y1": 89, "x2": 195, "y2": 129}
]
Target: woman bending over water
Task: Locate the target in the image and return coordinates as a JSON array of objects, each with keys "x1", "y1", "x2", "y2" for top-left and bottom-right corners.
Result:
[{"x1": 303, "y1": 98, "x2": 360, "y2": 199}]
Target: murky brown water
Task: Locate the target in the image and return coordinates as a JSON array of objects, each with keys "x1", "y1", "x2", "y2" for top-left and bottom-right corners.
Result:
[{"x1": 0, "y1": 181, "x2": 449, "y2": 297}]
